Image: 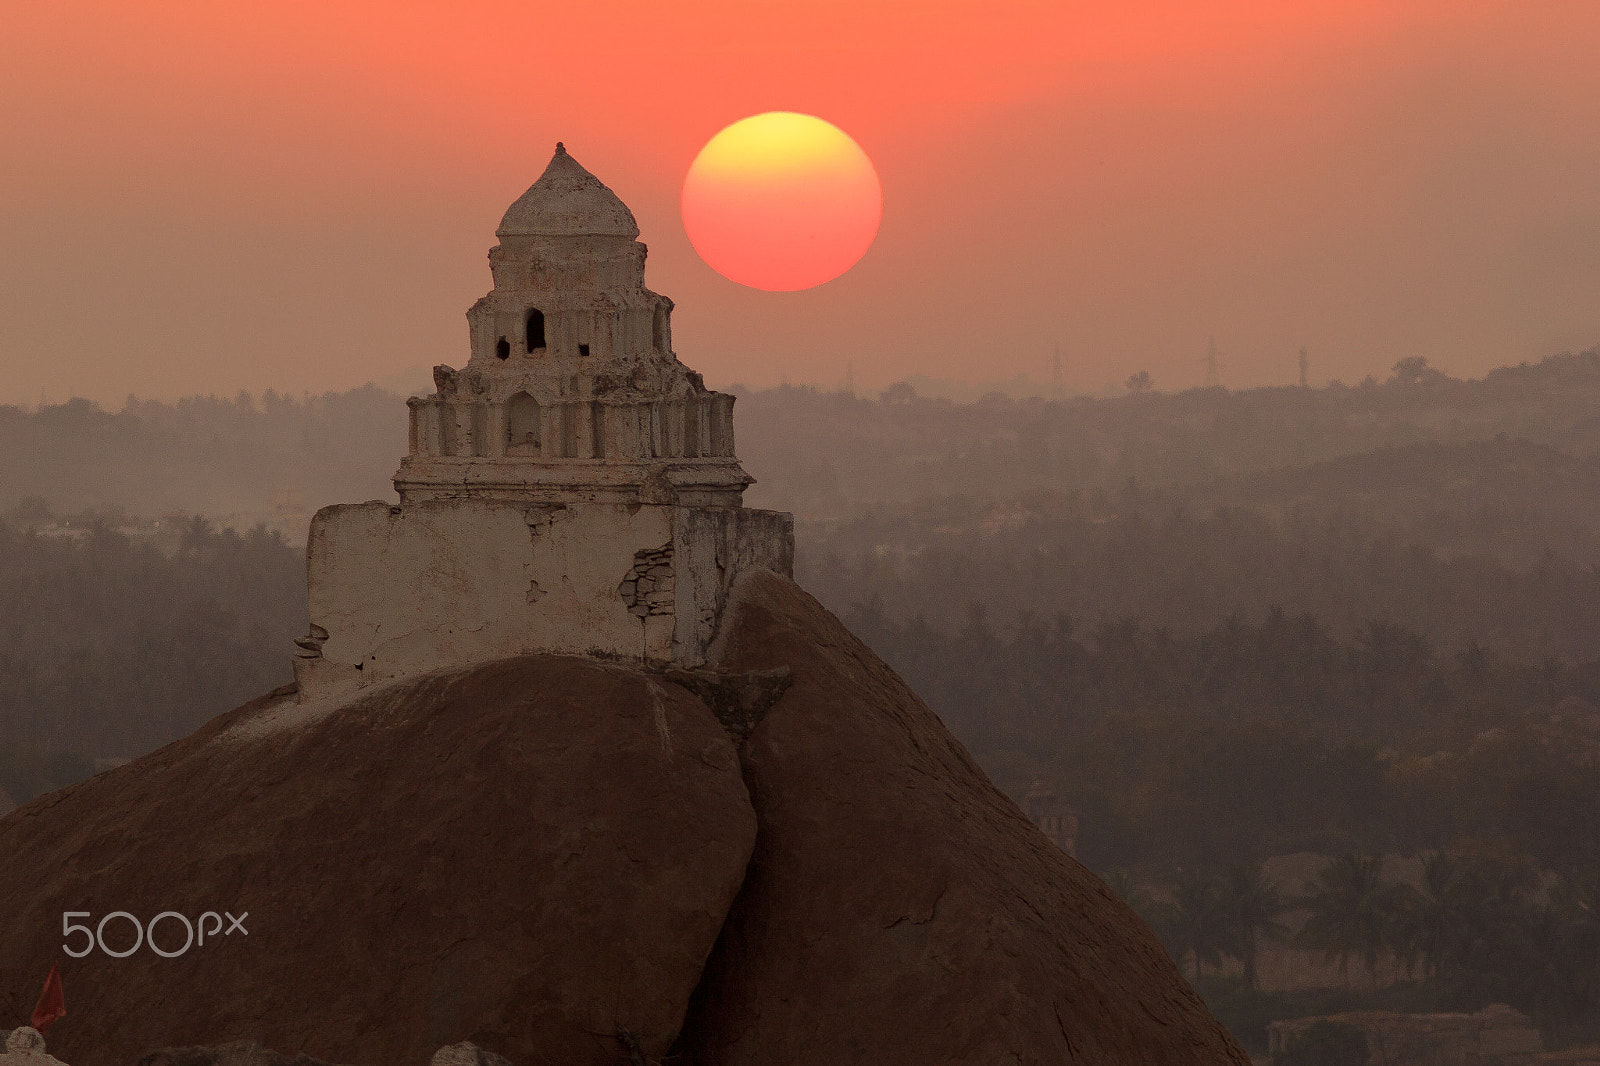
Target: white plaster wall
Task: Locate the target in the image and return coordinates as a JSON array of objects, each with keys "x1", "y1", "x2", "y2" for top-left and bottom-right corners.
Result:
[{"x1": 301, "y1": 499, "x2": 674, "y2": 696}]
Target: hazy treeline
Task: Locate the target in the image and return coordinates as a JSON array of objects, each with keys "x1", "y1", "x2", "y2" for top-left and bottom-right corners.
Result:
[
  {"x1": 1184, "y1": 436, "x2": 1600, "y2": 569},
  {"x1": 0, "y1": 387, "x2": 402, "y2": 520},
  {"x1": 739, "y1": 350, "x2": 1600, "y2": 521},
  {"x1": 800, "y1": 497, "x2": 1600, "y2": 664},
  {"x1": 1144, "y1": 849, "x2": 1600, "y2": 1051},
  {"x1": 842, "y1": 598, "x2": 1600, "y2": 877},
  {"x1": 0, "y1": 514, "x2": 302, "y2": 795}
]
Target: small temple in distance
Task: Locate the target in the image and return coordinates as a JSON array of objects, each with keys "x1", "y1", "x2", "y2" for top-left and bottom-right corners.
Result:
[{"x1": 293, "y1": 144, "x2": 793, "y2": 698}]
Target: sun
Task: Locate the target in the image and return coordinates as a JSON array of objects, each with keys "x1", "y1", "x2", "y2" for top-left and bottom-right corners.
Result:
[{"x1": 682, "y1": 112, "x2": 882, "y2": 292}]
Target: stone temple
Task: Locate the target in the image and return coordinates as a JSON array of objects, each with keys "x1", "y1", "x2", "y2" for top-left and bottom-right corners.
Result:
[{"x1": 292, "y1": 145, "x2": 793, "y2": 697}]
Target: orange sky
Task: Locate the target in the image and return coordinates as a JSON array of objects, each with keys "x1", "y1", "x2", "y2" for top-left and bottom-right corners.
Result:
[{"x1": 3, "y1": 1, "x2": 1599, "y2": 401}]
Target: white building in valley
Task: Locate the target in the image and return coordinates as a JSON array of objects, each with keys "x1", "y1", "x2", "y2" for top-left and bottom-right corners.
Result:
[{"x1": 293, "y1": 145, "x2": 793, "y2": 697}]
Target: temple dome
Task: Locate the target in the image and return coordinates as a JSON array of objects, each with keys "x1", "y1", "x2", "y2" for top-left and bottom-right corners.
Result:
[{"x1": 497, "y1": 143, "x2": 640, "y2": 239}]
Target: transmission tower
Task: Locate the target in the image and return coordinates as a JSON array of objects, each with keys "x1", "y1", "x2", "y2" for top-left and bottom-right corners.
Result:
[
  {"x1": 1203, "y1": 337, "x2": 1224, "y2": 388},
  {"x1": 1298, "y1": 346, "x2": 1309, "y2": 388}
]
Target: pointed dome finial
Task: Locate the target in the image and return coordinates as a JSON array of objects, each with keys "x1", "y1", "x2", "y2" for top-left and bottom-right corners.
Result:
[{"x1": 497, "y1": 143, "x2": 638, "y2": 238}]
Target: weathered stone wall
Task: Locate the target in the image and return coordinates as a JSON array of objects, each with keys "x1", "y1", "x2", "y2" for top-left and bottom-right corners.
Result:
[
  {"x1": 1267, "y1": 1004, "x2": 1544, "y2": 1065},
  {"x1": 673, "y1": 507, "x2": 795, "y2": 667},
  {"x1": 296, "y1": 499, "x2": 673, "y2": 696},
  {"x1": 406, "y1": 393, "x2": 737, "y2": 463},
  {"x1": 294, "y1": 500, "x2": 792, "y2": 697}
]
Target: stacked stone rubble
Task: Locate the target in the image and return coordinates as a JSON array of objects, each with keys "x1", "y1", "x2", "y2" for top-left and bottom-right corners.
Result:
[{"x1": 619, "y1": 545, "x2": 674, "y2": 618}]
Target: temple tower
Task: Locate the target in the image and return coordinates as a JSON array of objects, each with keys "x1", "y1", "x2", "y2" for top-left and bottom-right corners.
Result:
[
  {"x1": 294, "y1": 146, "x2": 793, "y2": 698},
  {"x1": 397, "y1": 143, "x2": 752, "y2": 507}
]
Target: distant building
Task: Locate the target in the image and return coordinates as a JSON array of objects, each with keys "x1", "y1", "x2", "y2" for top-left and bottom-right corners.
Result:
[
  {"x1": 1024, "y1": 780, "x2": 1078, "y2": 857},
  {"x1": 293, "y1": 145, "x2": 793, "y2": 699},
  {"x1": 1267, "y1": 1004, "x2": 1548, "y2": 1065}
]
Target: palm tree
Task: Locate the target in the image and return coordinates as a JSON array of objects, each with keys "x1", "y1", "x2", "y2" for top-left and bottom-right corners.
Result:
[
  {"x1": 1101, "y1": 868, "x2": 1153, "y2": 913},
  {"x1": 1393, "y1": 851, "x2": 1466, "y2": 980},
  {"x1": 1297, "y1": 854, "x2": 1415, "y2": 987},
  {"x1": 1401, "y1": 848, "x2": 1542, "y2": 991},
  {"x1": 1543, "y1": 869, "x2": 1600, "y2": 1022},
  {"x1": 1101, "y1": 869, "x2": 1188, "y2": 969},
  {"x1": 1218, "y1": 861, "x2": 1290, "y2": 990},
  {"x1": 1170, "y1": 868, "x2": 1230, "y2": 982}
]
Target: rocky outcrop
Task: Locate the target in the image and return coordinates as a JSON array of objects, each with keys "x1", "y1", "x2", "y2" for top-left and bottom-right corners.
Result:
[
  {"x1": 673, "y1": 569, "x2": 1251, "y2": 1065},
  {"x1": 0, "y1": 659, "x2": 756, "y2": 1066},
  {"x1": 0, "y1": 1028, "x2": 68, "y2": 1066},
  {"x1": 426, "y1": 1043, "x2": 511, "y2": 1066}
]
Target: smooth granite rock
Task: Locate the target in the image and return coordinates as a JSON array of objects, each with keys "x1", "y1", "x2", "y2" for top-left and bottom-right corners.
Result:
[
  {"x1": 0, "y1": 656, "x2": 756, "y2": 1066},
  {"x1": 673, "y1": 569, "x2": 1252, "y2": 1066}
]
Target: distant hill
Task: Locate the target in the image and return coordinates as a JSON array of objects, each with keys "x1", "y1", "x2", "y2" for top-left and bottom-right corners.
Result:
[
  {"x1": 0, "y1": 516, "x2": 303, "y2": 761},
  {"x1": 0, "y1": 388, "x2": 403, "y2": 540},
  {"x1": 1179, "y1": 437, "x2": 1600, "y2": 568},
  {"x1": 738, "y1": 350, "x2": 1600, "y2": 521},
  {"x1": 5, "y1": 350, "x2": 1600, "y2": 541}
]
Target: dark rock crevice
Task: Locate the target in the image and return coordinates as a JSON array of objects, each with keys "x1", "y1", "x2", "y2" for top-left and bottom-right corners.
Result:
[{"x1": 661, "y1": 666, "x2": 791, "y2": 742}]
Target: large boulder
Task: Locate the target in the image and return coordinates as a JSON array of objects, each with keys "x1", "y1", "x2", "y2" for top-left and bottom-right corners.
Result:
[
  {"x1": 0, "y1": 657, "x2": 756, "y2": 1066},
  {"x1": 674, "y1": 570, "x2": 1250, "y2": 1065}
]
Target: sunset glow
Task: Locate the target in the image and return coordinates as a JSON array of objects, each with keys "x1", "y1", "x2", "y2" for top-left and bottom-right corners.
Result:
[
  {"x1": 3, "y1": 2, "x2": 1600, "y2": 400},
  {"x1": 682, "y1": 113, "x2": 882, "y2": 292}
]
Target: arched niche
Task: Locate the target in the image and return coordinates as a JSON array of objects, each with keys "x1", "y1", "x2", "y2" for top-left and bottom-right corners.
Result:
[{"x1": 505, "y1": 391, "x2": 541, "y2": 456}]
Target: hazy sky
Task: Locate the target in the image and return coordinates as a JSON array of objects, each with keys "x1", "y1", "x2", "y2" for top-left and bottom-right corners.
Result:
[{"x1": 3, "y1": 1, "x2": 1599, "y2": 404}]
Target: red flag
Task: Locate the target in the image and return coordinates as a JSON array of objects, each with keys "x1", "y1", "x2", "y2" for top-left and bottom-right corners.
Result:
[{"x1": 30, "y1": 963, "x2": 64, "y2": 1032}]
